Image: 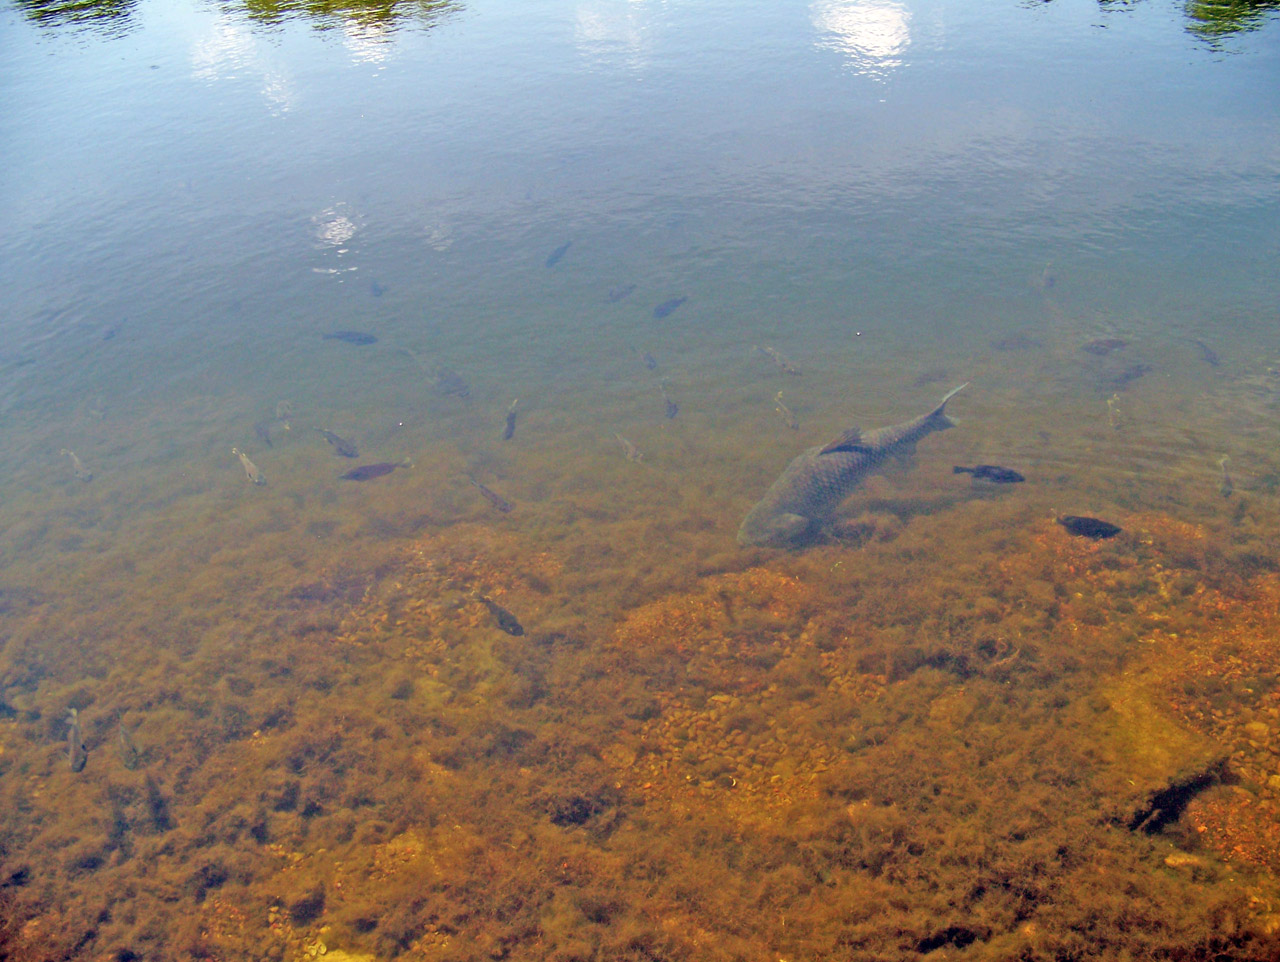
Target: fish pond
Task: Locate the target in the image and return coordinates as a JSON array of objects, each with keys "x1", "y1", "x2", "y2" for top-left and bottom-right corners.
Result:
[{"x1": 2, "y1": 0, "x2": 1280, "y2": 959}]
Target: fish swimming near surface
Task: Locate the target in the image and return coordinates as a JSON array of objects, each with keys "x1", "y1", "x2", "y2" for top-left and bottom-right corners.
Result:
[
  {"x1": 435, "y1": 368, "x2": 470, "y2": 398},
  {"x1": 254, "y1": 417, "x2": 290, "y2": 448},
  {"x1": 316, "y1": 428, "x2": 359, "y2": 458},
  {"x1": 66, "y1": 708, "x2": 88, "y2": 773},
  {"x1": 477, "y1": 594, "x2": 525, "y2": 636},
  {"x1": 738, "y1": 384, "x2": 968, "y2": 548},
  {"x1": 659, "y1": 379, "x2": 678, "y2": 419},
  {"x1": 503, "y1": 399, "x2": 519, "y2": 441},
  {"x1": 954, "y1": 464, "x2": 1025, "y2": 484},
  {"x1": 774, "y1": 391, "x2": 799, "y2": 430},
  {"x1": 1057, "y1": 515, "x2": 1122, "y2": 540},
  {"x1": 546, "y1": 241, "x2": 572, "y2": 268},
  {"x1": 341, "y1": 459, "x2": 412, "y2": 481},
  {"x1": 608, "y1": 284, "x2": 637, "y2": 303},
  {"x1": 1193, "y1": 339, "x2": 1221, "y2": 367},
  {"x1": 323, "y1": 330, "x2": 378, "y2": 346},
  {"x1": 60, "y1": 448, "x2": 92, "y2": 482},
  {"x1": 755, "y1": 345, "x2": 802, "y2": 376},
  {"x1": 990, "y1": 333, "x2": 1042, "y2": 352},
  {"x1": 117, "y1": 718, "x2": 140, "y2": 770},
  {"x1": 1102, "y1": 362, "x2": 1151, "y2": 391},
  {"x1": 469, "y1": 477, "x2": 514, "y2": 513},
  {"x1": 231, "y1": 447, "x2": 266, "y2": 486},
  {"x1": 1081, "y1": 337, "x2": 1128, "y2": 357},
  {"x1": 653, "y1": 297, "x2": 687, "y2": 319},
  {"x1": 614, "y1": 433, "x2": 642, "y2": 463}
]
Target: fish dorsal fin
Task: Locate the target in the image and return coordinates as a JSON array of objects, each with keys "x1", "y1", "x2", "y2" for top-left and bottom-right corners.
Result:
[{"x1": 819, "y1": 427, "x2": 869, "y2": 455}]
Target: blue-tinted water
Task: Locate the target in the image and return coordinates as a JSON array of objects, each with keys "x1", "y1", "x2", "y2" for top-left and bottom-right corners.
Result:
[{"x1": 2, "y1": 1, "x2": 1280, "y2": 959}]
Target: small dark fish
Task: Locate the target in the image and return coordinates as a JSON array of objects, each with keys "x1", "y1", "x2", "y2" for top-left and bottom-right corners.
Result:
[
  {"x1": 435, "y1": 368, "x2": 470, "y2": 398},
  {"x1": 1105, "y1": 362, "x2": 1151, "y2": 390},
  {"x1": 608, "y1": 284, "x2": 637, "y2": 303},
  {"x1": 370, "y1": 280, "x2": 385, "y2": 297},
  {"x1": 641, "y1": 351, "x2": 658, "y2": 371},
  {"x1": 316, "y1": 428, "x2": 359, "y2": 458},
  {"x1": 323, "y1": 330, "x2": 378, "y2": 346},
  {"x1": 1081, "y1": 337, "x2": 1128, "y2": 357},
  {"x1": 653, "y1": 297, "x2": 687, "y2": 319},
  {"x1": 66, "y1": 708, "x2": 88, "y2": 773},
  {"x1": 1057, "y1": 515, "x2": 1122, "y2": 540},
  {"x1": 254, "y1": 419, "x2": 277, "y2": 448},
  {"x1": 469, "y1": 477, "x2": 514, "y2": 513},
  {"x1": 117, "y1": 719, "x2": 140, "y2": 770},
  {"x1": 341, "y1": 459, "x2": 411, "y2": 481},
  {"x1": 255, "y1": 416, "x2": 291, "y2": 448},
  {"x1": 659, "y1": 378, "x2": 678, "y2": 419},
  {"x1": 478, "y1": 595, "x2": 524, "y2": 636},
  {"x1": 912, "y1": 367, "x2": 950, "y2": 388},
  {"x1": 991, "y1": 333, "x2": 1043, "y2": 352},
  {"x1": 1193, "y1": 339, "x2": 1220, "y2": 367},
  {"x1": 954, "y1": 464, "x2": 1025, "y2": 484},
  {"x1": 502, "y1": 399, "x2": 519, "y2": 441},
  {"x1": 545, "y1": 241, "x2": 572, "y2": 268}
]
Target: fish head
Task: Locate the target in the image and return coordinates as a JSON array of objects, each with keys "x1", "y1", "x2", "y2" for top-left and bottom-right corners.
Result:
[{"x1": 737, "y1": 511, "x2": 814, "y2": 548}]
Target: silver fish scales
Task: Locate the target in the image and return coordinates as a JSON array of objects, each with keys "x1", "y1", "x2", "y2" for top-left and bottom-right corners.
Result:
[{"x1": 738, "y1": 384, "x2": 967, "y2": 548}]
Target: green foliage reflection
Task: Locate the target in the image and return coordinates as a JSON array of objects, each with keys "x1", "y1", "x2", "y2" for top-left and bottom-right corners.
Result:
[
  {"x1": 12, "y1": 0, "x2": 460, "y2": 35},
  {"x1": 1185, "y1": 0, "x2": 1280, "y2": 41},
  {"x1": 14, "y1": 0, "x2": 137, "y2": 32},
  {"x1": 233, "y1": 0, "x2": 459, "y2": 33}
]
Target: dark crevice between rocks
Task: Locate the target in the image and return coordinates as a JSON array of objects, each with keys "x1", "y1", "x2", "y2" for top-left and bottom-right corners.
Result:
[{"x1": 1126, "y1": 757, "x2": 1231, "y2": 834}]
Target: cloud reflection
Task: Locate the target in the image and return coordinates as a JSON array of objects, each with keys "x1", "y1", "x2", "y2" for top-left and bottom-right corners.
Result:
[
  {"x1": 574, "y1": 0, "x2": 651, "y2": 70},
  {"x1": 190, "y1": 18, "x2": 297, "y2": 113},
  {"x1": 811, "y1": 0, "x2": 911, "y2": 78}
]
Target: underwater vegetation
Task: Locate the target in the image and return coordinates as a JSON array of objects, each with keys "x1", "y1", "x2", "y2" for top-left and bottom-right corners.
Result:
[{"x1": 4, "y1": 490, "x2": 1280, "y2": 960}]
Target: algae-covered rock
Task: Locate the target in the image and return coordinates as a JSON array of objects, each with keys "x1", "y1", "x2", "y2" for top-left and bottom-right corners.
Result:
[{"x1": 1092, "y1": 677, "x2": 1225, "y2": 831}]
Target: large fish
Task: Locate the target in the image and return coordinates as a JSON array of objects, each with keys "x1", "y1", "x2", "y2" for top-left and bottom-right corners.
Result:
[{"x1": 737, "y1": 384, "x2": 968, "y2": 548}]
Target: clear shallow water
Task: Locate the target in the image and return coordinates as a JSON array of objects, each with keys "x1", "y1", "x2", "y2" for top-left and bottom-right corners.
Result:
[{"x1": 3, "y1": 1, "x2": 1280, "y2": 960}]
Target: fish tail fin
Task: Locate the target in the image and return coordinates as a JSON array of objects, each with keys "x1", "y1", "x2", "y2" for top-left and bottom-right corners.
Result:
[
  {"x1": 953, "y1": 465, "x2": 972, "y2": 475},
  {"x1": 929, "y1": 383, "x2": 969, "y2": 428}
]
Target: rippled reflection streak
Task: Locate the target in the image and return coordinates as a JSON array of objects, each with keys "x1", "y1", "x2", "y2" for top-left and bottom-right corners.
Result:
[{"x1": 811, "y1": 0, "x2": 911, "y2": 77}]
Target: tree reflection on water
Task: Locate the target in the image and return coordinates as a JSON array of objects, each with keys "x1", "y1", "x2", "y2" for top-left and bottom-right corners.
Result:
[
  {"x1": 1184, "y1": 0, "x2": 1280, "y2": 42},
  {"x1": 13, "y1": 0, "x2": 460, "y2": 35},
  {"x1": 233, "y1": 0, "x2": 459, "y2": 32},
  {"x1": 14, "y1": 0, "x2": 137, "y2": 34}
]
